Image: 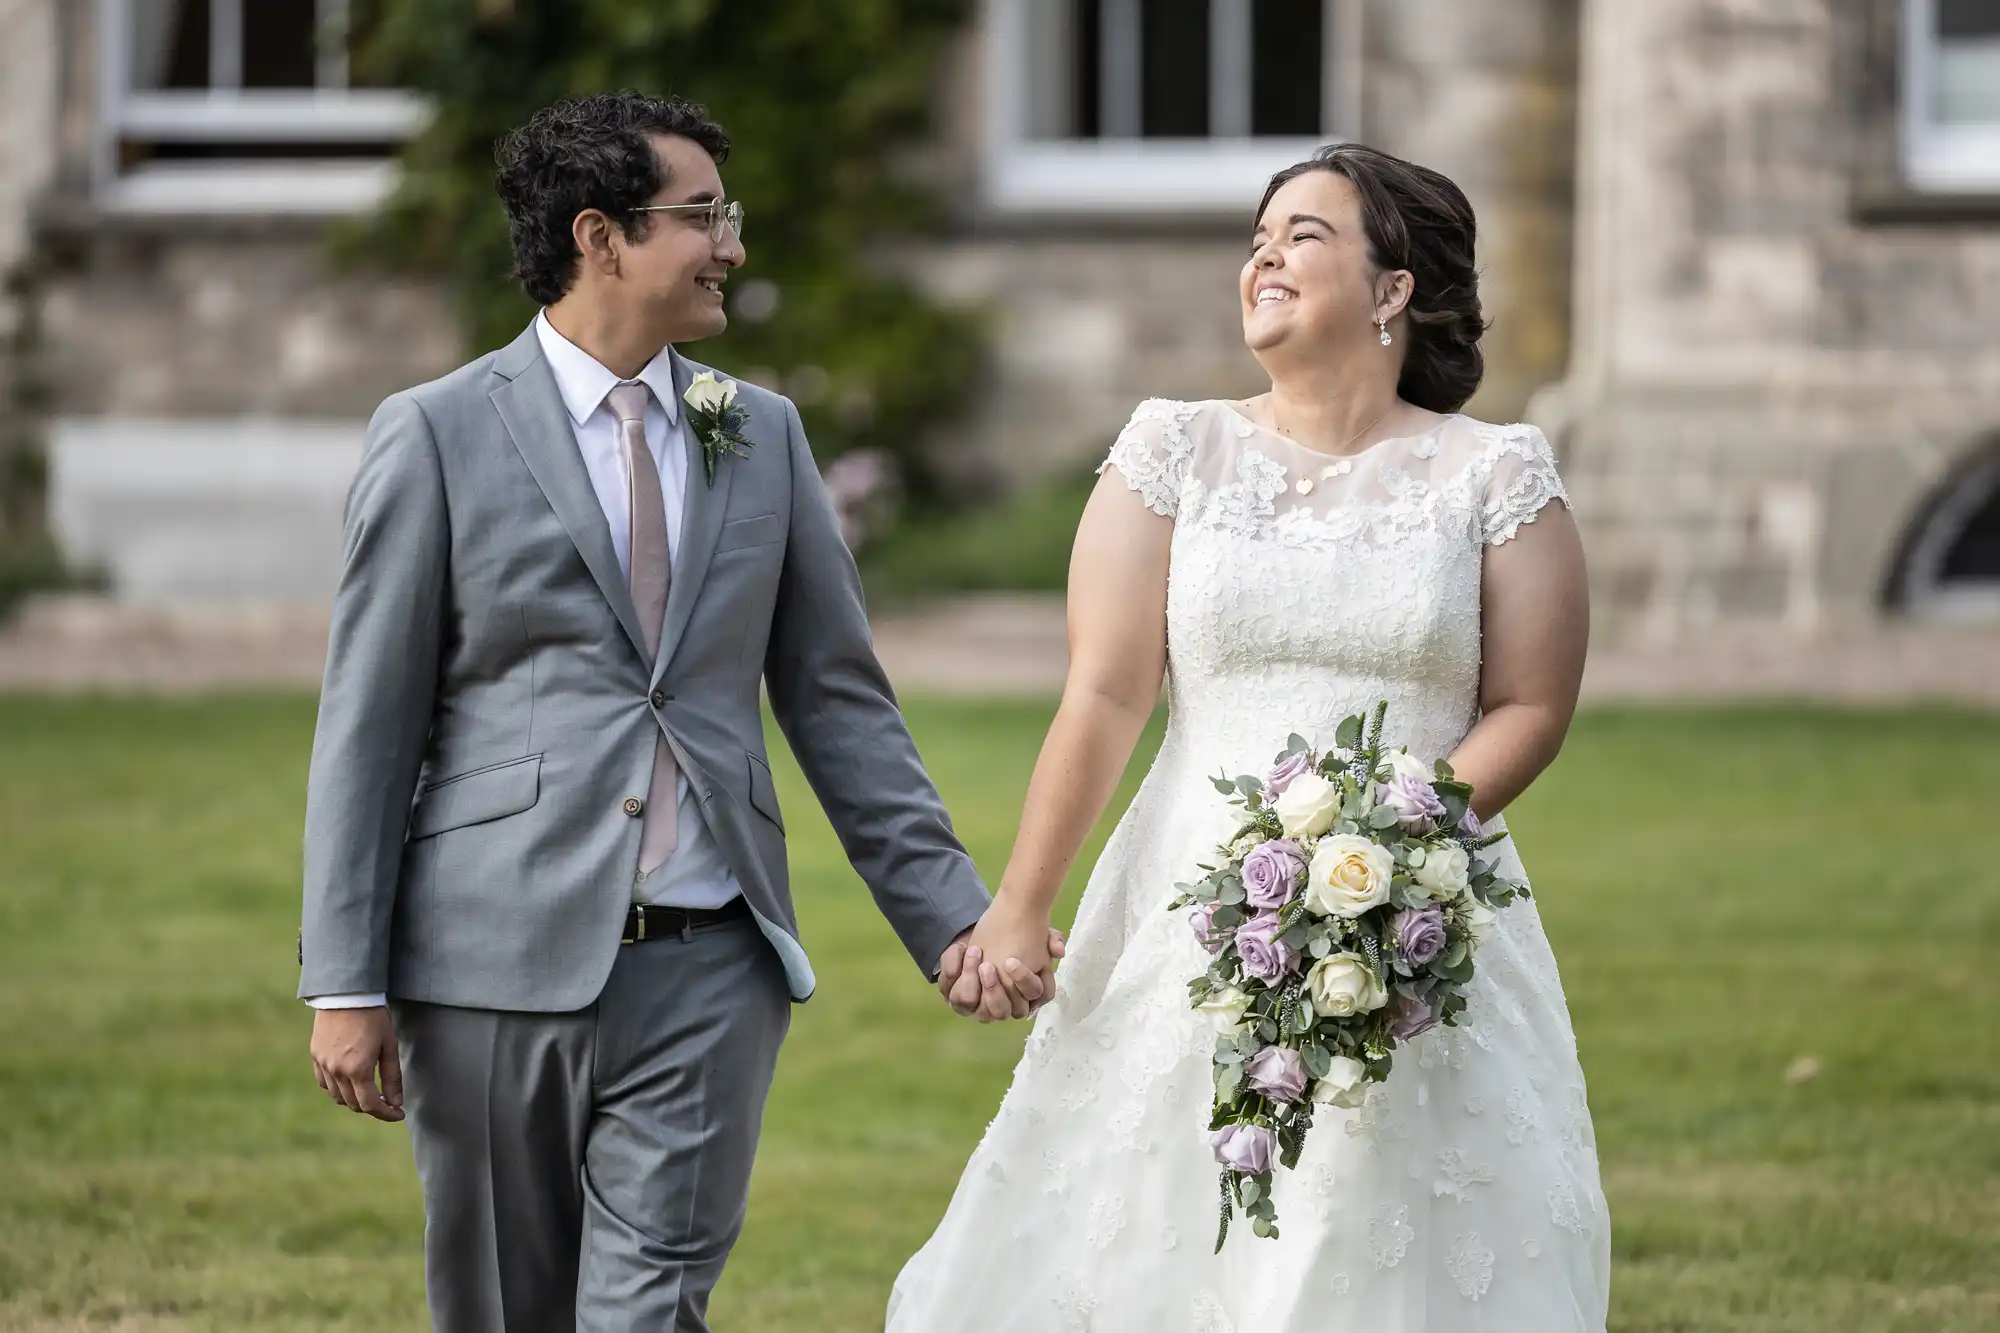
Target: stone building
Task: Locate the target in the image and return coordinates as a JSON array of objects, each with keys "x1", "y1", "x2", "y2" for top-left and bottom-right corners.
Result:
[
  {"x1": 1539, "y1": 0, "x2": 2000, "y2": 633},
  {"x1": 0, "y1": 0, "x2": 1995, "y2": 631}
]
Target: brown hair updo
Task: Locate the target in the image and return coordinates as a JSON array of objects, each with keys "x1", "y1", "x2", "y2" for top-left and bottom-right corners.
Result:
[{"x1": 1256, "y1": 144, "x2": 1487, "y2": 413}]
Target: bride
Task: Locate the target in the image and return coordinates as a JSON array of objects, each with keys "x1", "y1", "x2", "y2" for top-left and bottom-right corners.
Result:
[{"x1": 892, "y1": 143, "x2": 1610, "y2": 1330}]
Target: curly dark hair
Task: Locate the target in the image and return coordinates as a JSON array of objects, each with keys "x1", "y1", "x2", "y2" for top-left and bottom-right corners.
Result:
[
  {"x1": 1256, "y1": 144, "x2": 1487, "y2": 413},
  {"x1": 494, "y1": 91, "x2": 732, "y2": 307}
]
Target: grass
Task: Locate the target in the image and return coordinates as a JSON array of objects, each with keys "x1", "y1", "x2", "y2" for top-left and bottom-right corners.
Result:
[{"x1": 0, "y1": 697, "x2": 1996, "y2": 1332}]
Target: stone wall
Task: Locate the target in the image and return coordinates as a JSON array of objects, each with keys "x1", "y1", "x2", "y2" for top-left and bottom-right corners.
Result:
[{"x1": 1543, "y1": 0, "x2": 2000, "y2": 633}]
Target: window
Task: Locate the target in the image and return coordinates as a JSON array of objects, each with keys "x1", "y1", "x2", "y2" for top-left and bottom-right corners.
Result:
[
  {"x1": 987, "y1": 0, "x2": 1355, "y2": 214},
  {"x1": 94, "y1": 0, "x2": 429, "y2": 215},
  {"x1": 1903, "y1": 0, "x2": 2000, "y2": 191}
]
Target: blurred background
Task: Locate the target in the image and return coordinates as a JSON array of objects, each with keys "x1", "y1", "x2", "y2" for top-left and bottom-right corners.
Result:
[{"x1": 0, "y1": 3, "x2": 1995, "y2": 1331}]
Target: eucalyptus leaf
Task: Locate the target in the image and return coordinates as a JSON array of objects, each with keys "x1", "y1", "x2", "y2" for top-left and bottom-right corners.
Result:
[
  {"x1": 1336, "y1": 716, "x2": 1362, "y2": 751},
  {"x1": 1368, "y1": 806, "x2": 1402, "y2": 831},
  {"x1": 1238, "y1": 1177, "x2": 1263, "y2": 1207}
]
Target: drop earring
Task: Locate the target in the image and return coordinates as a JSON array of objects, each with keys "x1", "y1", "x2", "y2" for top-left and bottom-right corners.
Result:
[{"x1": 1377, "y1": 317, "x2": 1393, "y2": 347}]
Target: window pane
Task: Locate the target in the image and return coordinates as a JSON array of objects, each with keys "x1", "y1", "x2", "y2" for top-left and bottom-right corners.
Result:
[
  {"x1": 1939, "y1": 0, "x2": 2000, "y2": 38},
  {"x1": 1252, "y1": 0, "x2": 1321, "y2": 136},
  {"x1": 1074, "y1": 0, "x2": 1103, "y2": 137},
  {"x1": 1141, "y1": 0, "x2": 1208, "y2": 137},
  {"x1": 133, "y1": 0, "x2": 210, "y2": 89},
  {"x1": 243, "y1": 0, "x2": 318, "y2": 88}
]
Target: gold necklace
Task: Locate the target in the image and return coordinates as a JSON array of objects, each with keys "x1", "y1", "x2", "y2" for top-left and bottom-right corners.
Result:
[{"x1": 1274, "y1": 399, "x2": 1396, "y2": 455}]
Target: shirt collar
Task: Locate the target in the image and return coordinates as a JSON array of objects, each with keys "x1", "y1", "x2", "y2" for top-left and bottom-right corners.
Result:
[{"x1": 534, "y1": 311, "x2": 680, "y2": 428}]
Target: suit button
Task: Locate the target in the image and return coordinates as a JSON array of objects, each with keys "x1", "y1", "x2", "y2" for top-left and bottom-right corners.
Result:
[
  {"x1": 651, "y1": 689, "x2": 667, "y2": 709},
  {"x1": 622, "y1": 797, "x2": 644, "y2": 817}
]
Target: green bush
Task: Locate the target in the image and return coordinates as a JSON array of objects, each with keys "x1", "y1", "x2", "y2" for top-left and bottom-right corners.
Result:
[
  {"x1": 0, "y1": 534, "x2": 81, "y2": 621},
  {"x1": 859, "y1": 467, "x2": 1097, "y2": 603},
  {"x1": 344, "y1": 0, "x2": 984, "y2": 500}
]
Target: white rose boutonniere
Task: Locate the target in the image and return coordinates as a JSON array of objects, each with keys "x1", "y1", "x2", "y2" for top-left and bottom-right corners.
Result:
[{"x1": 683, "y1": 370, "x2": 751, "y2": 486}]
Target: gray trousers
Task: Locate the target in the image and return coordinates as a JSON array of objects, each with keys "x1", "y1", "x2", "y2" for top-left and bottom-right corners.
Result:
[{"x1": 393, "y1": 917, "x2": 791, "y2": 1333}]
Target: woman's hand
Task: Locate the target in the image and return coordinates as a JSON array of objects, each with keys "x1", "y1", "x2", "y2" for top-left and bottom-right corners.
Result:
[{"x1": 942, "y1": 898, "x2": 1063, "y2": 1022}]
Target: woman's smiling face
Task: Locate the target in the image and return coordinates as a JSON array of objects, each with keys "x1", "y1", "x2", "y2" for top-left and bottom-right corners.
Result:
[{"x1": 1241, "y1": 169, "x2": 1403, "y2": 360}]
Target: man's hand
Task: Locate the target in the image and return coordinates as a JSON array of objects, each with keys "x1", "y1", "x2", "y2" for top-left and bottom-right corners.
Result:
[
  {"x1": 310, "y1": 1006, "x2": 405, "y2": 1122},
  {"x1": 937, "y1": 900, "x2": 1064, "y2": 1022}
]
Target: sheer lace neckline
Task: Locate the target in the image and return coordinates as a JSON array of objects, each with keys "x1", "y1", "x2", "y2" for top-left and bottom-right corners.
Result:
[{"x1": 1214, "y1": 401, "x2": 1464, "y2": 463}]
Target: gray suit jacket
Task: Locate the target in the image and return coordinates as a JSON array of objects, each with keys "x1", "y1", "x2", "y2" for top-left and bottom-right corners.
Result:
[{"x1": 298, "y1": 322, "x2": 989, "y2": 1010}]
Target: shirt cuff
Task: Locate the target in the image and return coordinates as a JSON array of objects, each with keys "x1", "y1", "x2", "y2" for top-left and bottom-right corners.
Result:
[{"x1": 306, "y1": 992, "x2": 389, "y2": 1009}]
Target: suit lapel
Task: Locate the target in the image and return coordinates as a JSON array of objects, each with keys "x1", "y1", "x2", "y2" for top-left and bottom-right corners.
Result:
[
  {"x1": 489, "y1": 330, "x2": 651, "y2": 662},
  {"x1": 656, "y1": 348, "x2": 735, "y2": 681}
]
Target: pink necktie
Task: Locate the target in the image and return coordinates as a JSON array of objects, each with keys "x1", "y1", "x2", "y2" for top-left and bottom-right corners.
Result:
[{"x1": 608, "y1": 383, "x2": 679, "y2": 874}]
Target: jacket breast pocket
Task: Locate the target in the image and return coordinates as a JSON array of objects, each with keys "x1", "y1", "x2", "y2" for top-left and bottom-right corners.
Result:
[
  {"x1": 747, "y1": 753, "x2": 784, "y2": 834},
  {"x1": 716, "y1": 512, "x2": 785, "y2": 553},
  {"x1": 408, "y1": 754, "x2": 543, "y2": 840}
]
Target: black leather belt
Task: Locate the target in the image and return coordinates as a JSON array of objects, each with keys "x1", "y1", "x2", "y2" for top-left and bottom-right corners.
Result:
[{"x1": 621, "y1": 897, "x2": 752, "y2": 944}]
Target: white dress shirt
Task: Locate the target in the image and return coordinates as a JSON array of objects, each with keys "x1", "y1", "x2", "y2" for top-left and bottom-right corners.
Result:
[{"x1": 307, "y1": 313, "x2": 743, "y2": 1010}]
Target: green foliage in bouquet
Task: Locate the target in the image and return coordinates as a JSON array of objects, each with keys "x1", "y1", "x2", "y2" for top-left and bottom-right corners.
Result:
[
  {"x1": 340, "y1": 0, "x2": 984, "y2": 496},
  {"x1": 1170, "y1": 701, "x2": 1529, "y2": 1248}
]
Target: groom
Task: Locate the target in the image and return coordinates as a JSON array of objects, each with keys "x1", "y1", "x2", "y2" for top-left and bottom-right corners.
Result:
[{"x1": 298, "y1": 91, "x2": 1052, "y2": 1331}]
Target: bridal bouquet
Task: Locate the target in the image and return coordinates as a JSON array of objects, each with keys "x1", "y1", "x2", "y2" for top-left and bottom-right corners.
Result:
[{"x1": 1169, "y1": 701, "x2": 1528, "y2": 1248}]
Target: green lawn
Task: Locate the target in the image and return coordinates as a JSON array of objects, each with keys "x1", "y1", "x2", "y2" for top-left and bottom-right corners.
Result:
[{"x1": 0, "y1": 697, "x2": 1995, "y2": 1332}]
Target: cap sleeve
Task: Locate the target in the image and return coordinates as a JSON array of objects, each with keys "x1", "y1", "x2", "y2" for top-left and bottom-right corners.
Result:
[
  {"x1": 1480, "y1": 424, "x2": 1570, "y2": 546},
  {"x1": 1097, "y1": 398, "x2": 1197, "y2": 519}
]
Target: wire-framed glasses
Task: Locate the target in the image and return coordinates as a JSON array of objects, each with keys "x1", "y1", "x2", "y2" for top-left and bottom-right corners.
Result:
[{"x1": 631, "y1": 198, "x2": 744, "y2": 242}]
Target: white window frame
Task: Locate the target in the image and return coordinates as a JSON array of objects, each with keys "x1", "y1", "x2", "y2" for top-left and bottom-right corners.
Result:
[
  {"x1": 1902, "y1": 0, "x2": 2000, "y2": 192},
  {"x1": 983, "y1": 0, "x2": 1359, "y2": 214},
  {"x1": 94, "y1": 0, "x2": 430, "y2": 216}
]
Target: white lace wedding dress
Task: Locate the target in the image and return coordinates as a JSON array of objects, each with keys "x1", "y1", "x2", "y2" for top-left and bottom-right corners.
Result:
[{"x1": 887, "y1": 400, "x2": 1610, "y2": 1332}]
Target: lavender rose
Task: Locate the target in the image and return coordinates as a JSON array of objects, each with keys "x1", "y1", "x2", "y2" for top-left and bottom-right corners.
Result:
[
  {"x1": 1245, "y1": 1045, "x2": 1309, "y2": 1104},
  {"x1": 1241, "y1": 839, "x2": 1305, "y2": 910},
  {"x1": 1379, "y1": 773, "x2": 1447, "y2": 830},
  {"x1": 1234, "y1": 912, "x2": 1301, "y2": 984},
  {"x1": 1209, "y1": 1121, "x2": 1278, "y2": 1174},
  {"x1": 1390, "y1": 905, "x2": 1448, "y2": 968},
  {"x1": 1266, "y1": 751, "x2": 1314, "y2": 798},
  {"x1": 1387, "y1": 993, "x2": 1439, "y2": 1042},
  {"x1": 1190, "y1": 902, "x2": 1230, "y2": 954}
]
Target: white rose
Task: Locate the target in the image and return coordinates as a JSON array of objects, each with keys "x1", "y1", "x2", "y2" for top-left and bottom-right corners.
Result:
[
  {"x1": 1460, "y1": 900, "x2": 1498, "y2": 945},
  {"x1": 1272, "y1": 772, "x2": 1341, "y2": 838},
  {"x1": 1195, "y1": 984, "x2": 1254, "y2": 1034},
  {"x1": 1387, "y1": 749, "x2": 1434, "y2": 784},
  {"x1": 1303, "y1": 834, "x2": 1395, "y2": 918},
  {"x1": 1305, "y1": 953, "x2": 1388, "y2": 1017},
  {"x1": 684, "y1": 371, "x2": 737, "y2": 415},
  {"x1": 1411, "y1": 842, "x2": 1471, "y2": 900},
  {"x1": 1310, "y1": 1054, "x2": 1370, "y2": 1108}
]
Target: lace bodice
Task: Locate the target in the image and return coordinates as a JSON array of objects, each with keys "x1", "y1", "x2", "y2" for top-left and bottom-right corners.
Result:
[{"x1": 1100, "y1": 399, "x2": 1568, "y2": 772}]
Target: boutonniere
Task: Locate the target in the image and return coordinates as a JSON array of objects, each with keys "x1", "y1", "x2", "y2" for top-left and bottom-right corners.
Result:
[{"x1": 683, "y1": 371, "x2": 752, "y2": 487}]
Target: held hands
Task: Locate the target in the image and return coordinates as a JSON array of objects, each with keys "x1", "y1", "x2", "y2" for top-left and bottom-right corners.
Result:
[
  {"x1": 310, "y1": 1006, "x2": 405, "y2": 1123},
  {"x1": 936, "y1": 899, "x2": 1065, "y2": 1023}
]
